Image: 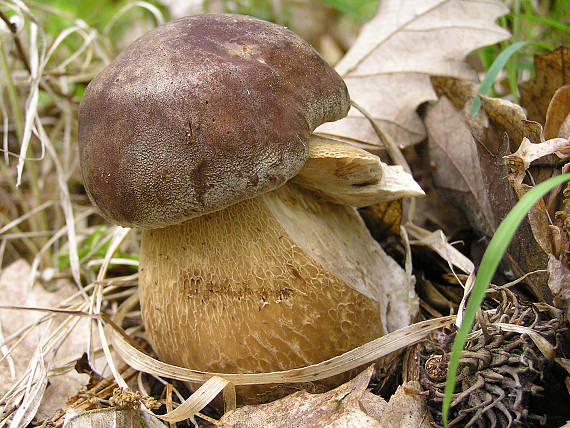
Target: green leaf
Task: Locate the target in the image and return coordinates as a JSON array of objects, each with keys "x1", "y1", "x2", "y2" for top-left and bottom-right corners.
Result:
[
  {"x1": 442, "y1": 173, "x2": 570, "y2": 427},
  {"x1": 470, "y1": 41, "x2": 528, "y2": 116}
]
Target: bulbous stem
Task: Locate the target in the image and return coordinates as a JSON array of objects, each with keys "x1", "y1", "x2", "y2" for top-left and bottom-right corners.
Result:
[{"x1": 139, "y1": 183, "x2": 391, "y2": 376}]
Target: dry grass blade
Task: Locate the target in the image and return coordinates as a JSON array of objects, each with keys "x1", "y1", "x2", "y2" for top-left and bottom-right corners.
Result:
[
  {"x1": 95, "y1": 227, "x2": 131, "y2": 283},
  {"x1": 2, "y1": 305, "x2": 86, "y2": 426},
  {"x1": 35, "y1": 120, "x2": 81, "y2": 288},
  {"x1": 27, "y1": 209, "x2": 94, "y2": 293},
  {"x1": 0, "y1": 95, "x2": 10, "y2": 165},
  {"x1": 0, "y1": 279, "x2": 115, "y2": 427},
  {"x1": 8, "y1": 348, "x2": 46, "y2": 428},
  {"x1": 156, "y1": 376, "x2": 232, "y2": 423},
  {"x1": 0, "y1": 280, "x2": 106, "y2": 352},
  {"x1": 493, "y1": 322, "x2": 554, "y2": 360},
  {"x1": 105, "y1": 292, "x2": 454, "y2": 421},
  {"x1": 406, "y1": 223, "x2": 476, "y2": 327},
  {"x1": 103, "y1": 1, "x2": 164, "y2": 39},
  {"x1": 0, "y1": 201, "x2": 53, "y2": 236},
  {"x1": 86, "y1": 258, "x2": 138, "y2": 269},
  {"x1": 0, "y1": 322, "x2": 15, "y2": 381},
  {"x1": 111, "y1": 292, "x2": 454, "y2": 385},
  {"x1": 15, "y1": 21, "x2": 42, "y2": 187},
  {"x1": 82, "y1": 226, "x2": 134, "y2": 399}
]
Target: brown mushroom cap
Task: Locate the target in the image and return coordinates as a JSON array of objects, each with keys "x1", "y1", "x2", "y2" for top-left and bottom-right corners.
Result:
[{"x1": 79, "y1": 14, "x2": 349, "y2": 228}]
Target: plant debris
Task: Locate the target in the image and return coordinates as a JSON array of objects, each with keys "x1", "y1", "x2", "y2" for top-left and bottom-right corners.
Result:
[
  {"x1": 1, "y1": 1, "x2": 569, "y2": 427},
  {"x1": 420, "y1": 289, "x2": 570, "y2": 427}
]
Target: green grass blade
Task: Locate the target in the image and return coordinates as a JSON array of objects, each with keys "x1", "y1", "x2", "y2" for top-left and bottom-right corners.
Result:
[
  {"x1": 442, "y1": 173, "x2": 570, "y2": 427},
  {"x1": 470, "y1": 41, "x2": 528, "y2": 116},
  {"x1": 527, "y1": 40, "x2": 555, "y2": 51},
  {"x1": 509, "y1": 13, "x2": 570, "y2": 34}
]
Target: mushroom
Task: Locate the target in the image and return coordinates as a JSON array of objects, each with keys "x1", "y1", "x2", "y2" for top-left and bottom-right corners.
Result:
[{"x1": 79, "y1": 14, "x2": 421, "y2": 401}]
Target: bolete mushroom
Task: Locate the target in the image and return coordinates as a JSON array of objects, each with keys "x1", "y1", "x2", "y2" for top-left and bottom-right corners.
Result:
[{"x1": 79, "y1": 14, "x2": 420, "y2": 402}]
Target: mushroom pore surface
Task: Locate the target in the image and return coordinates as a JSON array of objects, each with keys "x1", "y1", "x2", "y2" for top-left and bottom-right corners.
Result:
[
  {"x1": 140, "y1": 183, "x2": 385, "y2": 377},
  {"x1": 78, "y1": 14, "x2": 349, "y2": 228}
]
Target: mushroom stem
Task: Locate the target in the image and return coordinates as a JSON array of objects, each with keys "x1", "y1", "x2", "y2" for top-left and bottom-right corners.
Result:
[{"x1": 139, "y1": 183, "x2": 412, "y2": 381}]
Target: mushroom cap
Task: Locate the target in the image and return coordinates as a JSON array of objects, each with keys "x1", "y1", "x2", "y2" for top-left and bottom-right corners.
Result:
[{"x1": 78, "y1": 14, "x2": 350, "y2": 228}]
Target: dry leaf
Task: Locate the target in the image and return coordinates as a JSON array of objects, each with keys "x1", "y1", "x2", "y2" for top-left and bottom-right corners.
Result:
[
  {"x1": 545, "y1": 85, "x2": 570, "y2": 140},
  {"x1": 432, "y1": 75, "x2": 569, "y2": 196},
  {"x1": 548, "y1": 255, "x2": 570, "y2": 296},
  {"x1": 359, "y1": 200, "x2": 403, "y2": 238},
  {"x1": 315, "y1": 0, "x2": 509, "y2": 149},
  {"x1": 558, "y1": 116, "x2": 570, "y2": 141},
  {"x1": 63, "y1": 408, "x2": 165, "y2": 428},
  {"x1": 423, "y1": 93, "x2": 553, "y2": 302},
  {"x1": 505, "y1": 137, "x2": 570, "y2": 179},
  {"x1": 481, "y1": 95, "x2": 531, "y2": 149},
  {"x1": 420, "y1": 278, "x2": 455, "y2": 311},
  {"x1": 503, "y1": 133, "x2": 570, "y2": 258},
  {"x1": 431, "y1": 76, "x2": 534, "y2": 151},
  {"x1": 380, "y1": 381, "x2": 431, "y2": 427},
  {"x1": 430, "y1": 76, "x2": 570, "y2": 292},
  {"x1": 481, "y1": 90, "x2": 560, "y2": 179},
  {"x1": 218, "y1": 366, "x2": 385, "y2": 428},
  {"x1": 548, "y1": 255, "x2": 570, "y2": 318},
  {"x1": 425, "y1": 96, "x2": 496, "y2": 238},
  {"x1": 520, "y1": 47, "x2": 570, "y2": 124},
  {"x1": 407, "y1": 227, "x2": 474, "y2": 276},
  {"x1": 0, "y1": 260, "x2": 90, "y2": 421}
]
